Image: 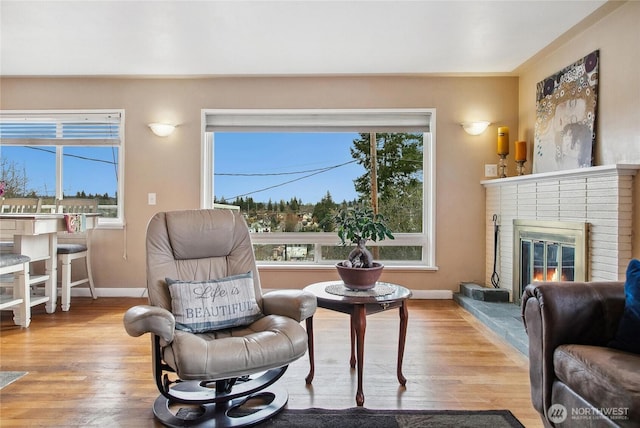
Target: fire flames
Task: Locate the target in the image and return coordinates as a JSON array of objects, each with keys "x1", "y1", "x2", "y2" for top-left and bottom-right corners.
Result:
[{"x1": 533, "y1": 268, "x2": 567, "y2": 282}]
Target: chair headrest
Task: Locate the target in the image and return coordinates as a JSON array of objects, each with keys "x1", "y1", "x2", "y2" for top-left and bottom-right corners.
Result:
[{"x1": 164, "y1": 209, "x2": 239, "y2": 260}]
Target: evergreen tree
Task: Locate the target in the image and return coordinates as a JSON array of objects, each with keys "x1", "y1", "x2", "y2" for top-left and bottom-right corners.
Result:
[
  {"x1": 312, "y1": 191, "x2": 337, "y2": 232},
  {"x1": 289, "y1": 197, "x2": 299, "y2": 212},
  {"x1": 351, "y1": 133, "x2": 422, "y2": 202},
  {"x1": 350, "y1": 132, "x2": 423, "y2": 234}
]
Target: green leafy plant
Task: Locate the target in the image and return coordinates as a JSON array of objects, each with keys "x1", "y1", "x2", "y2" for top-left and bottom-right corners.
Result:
[{"x1": 334, "y1": 205, "x2": 394, "y2": 268}]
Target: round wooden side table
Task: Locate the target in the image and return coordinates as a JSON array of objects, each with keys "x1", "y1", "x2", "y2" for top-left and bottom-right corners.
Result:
[{"x1": 303, "y1": 280, "x2": 412, "y2": 406}]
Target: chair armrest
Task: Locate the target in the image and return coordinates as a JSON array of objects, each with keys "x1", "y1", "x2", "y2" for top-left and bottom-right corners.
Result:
[
  {"x1": 123, "y1": 305, "x2": 175, "y2": 343},
  {"x1": 521, "y1": 281, "x2": 625, "y2": 419},
  {"x1": 262, "y1": 289, "x2": 317, "y2": 322}
]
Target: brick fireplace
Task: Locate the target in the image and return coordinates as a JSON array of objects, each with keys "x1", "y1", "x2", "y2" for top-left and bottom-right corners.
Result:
[{"x1": 482, "y1": 164, "x2": 639, "y2": 303}]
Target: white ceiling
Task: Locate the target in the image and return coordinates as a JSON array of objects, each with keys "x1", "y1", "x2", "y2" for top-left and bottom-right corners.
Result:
[{"x1": 0, "y1": 0, "x2": 608, "y2": 77}]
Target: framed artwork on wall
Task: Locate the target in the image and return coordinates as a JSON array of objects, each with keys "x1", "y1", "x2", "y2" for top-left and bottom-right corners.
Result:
[{"x1": 533, "y1": 50, "x2": 599, "y2": 173}]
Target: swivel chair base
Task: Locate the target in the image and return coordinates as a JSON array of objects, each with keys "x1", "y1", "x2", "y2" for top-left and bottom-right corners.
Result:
[
  {"x1": 154, "y1": 384, "x2": 287, "y2": 427},
  {"x1": 153, "y1": 368, "x2": 289, "y2": 428}
]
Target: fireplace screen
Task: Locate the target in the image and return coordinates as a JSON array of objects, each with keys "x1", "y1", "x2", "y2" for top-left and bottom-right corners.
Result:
[
  {"x1": 514, "y1": 220, "x2": 588, "y2": 304},
  {"x1": 520, "y1": 239, "x2": 576, "y2": 284}
]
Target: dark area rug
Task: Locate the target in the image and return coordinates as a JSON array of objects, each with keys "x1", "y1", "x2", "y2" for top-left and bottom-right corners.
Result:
[
  {"x1": 0, "y1": 371, "x2": 27, "y2": 390},
  {"x1": 261, "y1": 407, "x2": 525, "y2": 427}
]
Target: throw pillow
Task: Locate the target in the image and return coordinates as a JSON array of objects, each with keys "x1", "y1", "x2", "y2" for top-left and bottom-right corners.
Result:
[
  {"x1": 609, "y1": 259, "x2": 640, "y2": 354},
  {"x1": 167, "y1": 272, "x2": 263, "y2": 333}
]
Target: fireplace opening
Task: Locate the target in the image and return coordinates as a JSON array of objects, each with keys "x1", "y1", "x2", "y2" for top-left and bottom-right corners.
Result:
[{"x1": 513, "y1": 220, "x2": 588, "y2": 304}]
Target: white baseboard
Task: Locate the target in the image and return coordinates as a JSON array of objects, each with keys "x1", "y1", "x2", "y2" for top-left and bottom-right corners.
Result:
[
  {"x1": 409, "y1": 289, "x2": 453, "y2": 299},
  {"x1": 72, "y1": 288, "x2": 452, "y2": 299},
  {"x1": 70, "y1": 287, "x2": 148, "y2": 298}
]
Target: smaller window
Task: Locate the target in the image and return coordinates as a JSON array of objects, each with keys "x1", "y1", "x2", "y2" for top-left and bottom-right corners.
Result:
[{"x1": 0, "y1": 110, "x2": 125, "y2": 226}]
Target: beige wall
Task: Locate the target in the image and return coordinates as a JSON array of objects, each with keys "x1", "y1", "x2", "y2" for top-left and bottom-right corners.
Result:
[
  {"x1": 5, "y1": 2, "x2": 635, "y2": 293},
  {"x1": 517, "y1": 0, "x2": 640, "y2": 259},
  {"x1": 0, "y1": 76, "x2": 518, "y2": 292}
]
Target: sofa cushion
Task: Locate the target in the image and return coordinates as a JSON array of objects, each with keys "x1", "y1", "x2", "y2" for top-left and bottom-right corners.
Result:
[
  {"x1": 609, "y1": 259, "x2": 640, "y2": 354},
  {"x1": 554, "y1": 344, "x2": 640, "y2": 423},
  {"x1": 167, "y1": 272, "x2": 263, "y2": 333}
]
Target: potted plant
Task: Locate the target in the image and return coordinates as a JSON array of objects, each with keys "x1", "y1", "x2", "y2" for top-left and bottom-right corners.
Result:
[{"x1": 334, "y1": 205, "x2": 394, "y2": 290}]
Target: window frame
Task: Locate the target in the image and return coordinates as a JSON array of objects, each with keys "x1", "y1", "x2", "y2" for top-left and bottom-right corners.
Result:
[
  {"x1": 200, "y1": 108, "x2": 436, "y2": 269},
  {"x1": 0, "y1": 109, "x2": 125, "y2": 228}
]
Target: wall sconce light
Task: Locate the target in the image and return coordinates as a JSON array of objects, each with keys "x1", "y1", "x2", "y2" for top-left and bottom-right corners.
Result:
[
  {"x1": 461, "y1": 121, "x2": 491, "y2": 136},
  {"x1": 148, "y1": 123, "x2": 176, "y2": 137}
]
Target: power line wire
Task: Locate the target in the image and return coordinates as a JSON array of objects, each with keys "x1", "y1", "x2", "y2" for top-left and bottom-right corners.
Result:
[
  {"x1": 25, "y1": 146, "x2": 117, "y2": 165},
  {"x1": 215, "y1": 160, "x2": 356, "y2": 177},
  {"x1": 225, "y1": 161, "x2": 355, "y2": 200}
]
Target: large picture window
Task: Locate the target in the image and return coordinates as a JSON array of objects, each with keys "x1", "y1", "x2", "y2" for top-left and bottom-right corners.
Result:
[
  {"x1": 201, "y1": 109, "x2": 435, "y2": 268},
  {"x1": 0, "y1": 110, "x2": 124, "y2": 227}
]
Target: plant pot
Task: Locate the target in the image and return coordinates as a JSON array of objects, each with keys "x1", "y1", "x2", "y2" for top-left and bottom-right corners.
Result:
[{"x1": 335, "y1": 262, "x2": 384, "y2": 291}]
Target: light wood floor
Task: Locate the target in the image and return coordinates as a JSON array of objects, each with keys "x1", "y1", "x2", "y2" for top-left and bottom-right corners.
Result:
[{"x1": 0, "y1": 298, "x2": 542, "y2": 427}]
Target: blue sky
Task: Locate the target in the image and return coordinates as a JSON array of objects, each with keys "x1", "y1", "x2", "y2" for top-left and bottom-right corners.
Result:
[
  {"x1": 2, "y1": 132, "x2": 364, "y2": 204},
  {"x1": 1, "y1": 145, "x2": 118, "y2": 197},
  {"x1": 214, "y1": 132, "x2": 364, "y2": 204}
]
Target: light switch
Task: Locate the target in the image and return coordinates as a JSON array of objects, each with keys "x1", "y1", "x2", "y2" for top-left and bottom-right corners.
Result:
[
  {"x1": 485, "y1": 164, "x2": 498, "y2": 177},
  {"x1": 148, "y1": 193, "x2": 156, "y2": 205}
]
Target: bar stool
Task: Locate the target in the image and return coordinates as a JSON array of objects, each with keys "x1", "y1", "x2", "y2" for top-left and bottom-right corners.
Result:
[
  {"x1": 55, "y1": 198, "x2": 98, "y2": 311},
  {"x1": 0, "y1": 253, "x2": 31, "y2": 327}
]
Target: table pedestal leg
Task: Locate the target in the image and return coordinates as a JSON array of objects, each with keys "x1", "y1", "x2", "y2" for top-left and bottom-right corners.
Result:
[
  {"x1": 352, "y1": 305, "x2": 366, "y2": 406},
  {"x1": 397, "y1": 300, "x2": 409, "y2": 386},
  {"x1": 305, "y1": 316, "x2": 315, "y2": 384}
]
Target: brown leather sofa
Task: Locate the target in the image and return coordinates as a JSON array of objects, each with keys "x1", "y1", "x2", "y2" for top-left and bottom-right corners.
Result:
[{"x1": 522, "y1": 281, "x2": 640, "y2": 427}]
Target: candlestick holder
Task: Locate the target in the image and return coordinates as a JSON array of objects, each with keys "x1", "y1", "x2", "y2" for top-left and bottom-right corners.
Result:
[
  {"x1": 498, "y1": 154, "x2": 507, "y2": 178},
  {"x1": 516, "y1": 160, "x2": 526, "y2": 176}
]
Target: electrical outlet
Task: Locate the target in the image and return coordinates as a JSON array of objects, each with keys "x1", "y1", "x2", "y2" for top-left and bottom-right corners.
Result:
[
  {"x1": 148, "y1": 193, "x2": 156, "y2": 205},
  {"x1": 485, "y1": 164, "x2": 498, "y2": 177}
]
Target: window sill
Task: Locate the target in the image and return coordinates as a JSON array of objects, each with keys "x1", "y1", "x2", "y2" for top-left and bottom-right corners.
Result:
[{"x1": 257, "y1": 263, "x2": 438, "y2": 272}]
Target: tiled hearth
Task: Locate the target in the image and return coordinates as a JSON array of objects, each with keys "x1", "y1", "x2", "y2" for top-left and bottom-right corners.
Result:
[
  {"x1": 482, "y1": 164, "x2": 639, "y2": 302},
  {"x1": 453, "y1": 292, "x2": 528, "y2": 355}
]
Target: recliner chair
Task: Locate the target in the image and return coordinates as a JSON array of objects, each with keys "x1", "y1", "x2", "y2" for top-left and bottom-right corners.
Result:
[{"x1": 124, "y1": 209, "x2": 316, "y2": 427}]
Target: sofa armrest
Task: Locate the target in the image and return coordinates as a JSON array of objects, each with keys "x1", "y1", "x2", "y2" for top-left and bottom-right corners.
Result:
[
  {"x1": 123, "y1": 305, "x2": 175, "y2": 344},
  {"x1": 521, "y1": 281, "x2": 625, "y2": 419},
  {"x1": 262, "y1": 289, "x2": 317, "y2": 322}
]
